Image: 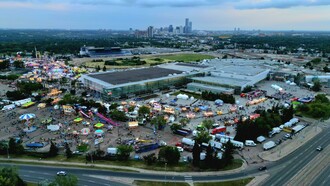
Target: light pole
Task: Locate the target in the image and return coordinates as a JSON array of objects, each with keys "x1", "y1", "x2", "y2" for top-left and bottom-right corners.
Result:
[
  {"x1": 6, "y1": 144, "x2": 10, "y2": 159},
  {"x1": 165, "y1": 163, "x2": 167, "y2": 184}
]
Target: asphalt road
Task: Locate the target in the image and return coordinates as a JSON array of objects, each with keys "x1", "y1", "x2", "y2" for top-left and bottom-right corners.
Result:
[
  {"x1": 264, "y1": 128, "x2": 330, "y2": 186},
  {"x1": 2, "y1": 127, "x2": 329, "y2": 186},
  {"x1": 311, "y1": 162, "x2": 330, "y2": 186}
]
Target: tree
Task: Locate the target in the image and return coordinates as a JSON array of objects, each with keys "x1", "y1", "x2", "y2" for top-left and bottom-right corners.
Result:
[
  {"x1": 6, "y1": 138, "x2": 24, "y2": 155},
  {"x1": 315, "y1": 94, "x2": 330, "y2": 103},
  {"x1": 202, "y1": 119, "x2": 214, "y2": 133},
  {"x1": 48, "y1": 141, "x2": 58, "y2": 157},
  {"x1": 138, "y1": 105, "x2": 150, "y2": 117},
  {"x1": 242, "y1": 85, "x2": 253, "y2": 93},
  {"x1": 195, "y1": 131, "x2": 212, "y2": 144},
  {"x1": 150, "y1": 115, "x2": 167, "y2": 130},
  {"x1": 205, "y1": 144, "x2": 214, "y2": 167},
  {"x1": 192, "y1": 142, "x2": 201, "y2": 167},
  {"x1": 81, "y1": 91, "x2": 87, "y2": 97},
  {"x1": 116, "y1": 145, "x2": 133, "y2": 161},
  {"x1": 95, "y1": 65, "x2": 101, "y2": 71},
  {"x1": 0, "y1": 167, "x2": 26, "y2": 186},
  {"x1": 311, "y1": 79, "x2": 322, "y2": 92},
  {"x1": 109, "y1": 110, "x2": 128, "y2": 122},
  {"x1": 143, "y1": 153, "x2": 157, "y2": 165},
  {"x1": 52, "y1": 174, "x2": 78, "y2": 186},
  {"x1": 158, "y1": 146, "x2": 180, "y2": 165},
  {"x1": 102, "y1": 66, "x2": 107, "y2": 71},
  {"x1": 0, "y1": 60, "x2": 10, "y2": 70},
  {"x1": 281, "y1": 105, "x2": 294, "y2": 123},
  {"x1": 179, "y1": 118, "x2": 190, "y2": 127},
  {"x1": 65, "y1": 143, "x2": 73, "y2": 159},
  {"x1": 13, "y1": 60, "x2": 24, "y2": 68},
  {"x1": 222, "y1": 141, "x2": 234, "y2": 166}
]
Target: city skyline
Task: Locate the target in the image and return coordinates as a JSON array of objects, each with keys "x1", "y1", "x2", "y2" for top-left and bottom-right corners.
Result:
[{"x1": 0, "y1": 0, "x2": 330, "y2": 31}]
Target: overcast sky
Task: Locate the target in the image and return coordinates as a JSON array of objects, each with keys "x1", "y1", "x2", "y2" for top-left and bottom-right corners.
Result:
[{"x1": 0, "y1": 0, "x2": 330, "y2": 31}]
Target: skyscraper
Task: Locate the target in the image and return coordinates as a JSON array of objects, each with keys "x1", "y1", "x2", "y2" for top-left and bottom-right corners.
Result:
[
  {"x1": 184, "y1": 18, "x2": 189, "y2": 33},
  {"x1": 147, "y1": 26, "x2": 154, "y2": 38},
  {"x1": 169, "y1": 25, "x2": 174, "y2": 33},
  {"x1": 184, "y1": 18, "x2": 192, "y2": 33}
]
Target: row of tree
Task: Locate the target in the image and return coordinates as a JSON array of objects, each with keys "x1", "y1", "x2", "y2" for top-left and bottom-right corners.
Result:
[{"x1": 201, "y1": 91, "x2": 236, "y2": 104}]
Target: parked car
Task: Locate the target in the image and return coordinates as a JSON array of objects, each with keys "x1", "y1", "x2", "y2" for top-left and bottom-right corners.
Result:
[
  {"x1": 276, "y1": 139, "x2": 282, "y2": 145},
  {"x1": 316, "y1": 146, "x2": 323, "y2": 151},
  {"x1": 177, "y1": 146, "x2": 184, "y2": 152},
  {"x1": 258, "y1": 166, "x2": 267, "y2": 171},
  {"x1": 56, "y1": 171, "x2": 67, "y2": 176},
  {"x1": 284, "y1": 134, "x2": 292, "y2": 139}
]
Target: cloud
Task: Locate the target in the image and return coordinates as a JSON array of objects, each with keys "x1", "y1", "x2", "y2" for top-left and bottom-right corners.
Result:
[
  {"x1": 3, "y1": 0, "x2": 330, "y2": 9},
  {"x1": 0, "y1": 1, "x2": 68, "y2": 11},
  {"x1": 237, "y1": 0, "x2": 330, "y2": 9}
]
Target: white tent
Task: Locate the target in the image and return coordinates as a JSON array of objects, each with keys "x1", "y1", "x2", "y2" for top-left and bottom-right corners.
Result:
[{"x1": 47, "y1": 125, "x2": 60, "y2": 131}]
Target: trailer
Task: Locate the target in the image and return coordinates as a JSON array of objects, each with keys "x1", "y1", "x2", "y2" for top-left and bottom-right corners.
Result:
[
  {"x1": 173, "y1": 128, "x2": 191, "y2": 136},
  {"x1": 13, "y1": 98, "x2": 31, "y2": 107},
  {"x1": 107, "y1": 147, "x2": 118, "y2": 156},
  {"x1": 135, "y1": 143, "x2": 159, "y2": 153},
  {"x1": 182, "y1": 138, "x2": 195, "y2": 146},
  {"x1": 211, "y1": 126, "x2": 226, "y2": 135}
]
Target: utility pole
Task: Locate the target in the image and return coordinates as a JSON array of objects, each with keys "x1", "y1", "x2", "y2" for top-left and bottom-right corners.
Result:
[{"x1": 165, "y1": 163, "x2": 167, "y2": 184}]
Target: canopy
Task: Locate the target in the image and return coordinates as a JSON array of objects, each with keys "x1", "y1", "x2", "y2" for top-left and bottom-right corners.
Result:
[
  {"x1": 215, "y1": 99, "x2": 224, "y2": 105},
  {"x1": 74, "y1": 118, "x2": 83, "y2": 122},
  {"x1": 47, "y1": 124, "x2": 60, "y2": 131},
  {"x1": 81, "y1": 128, "x2": 90, "y2": 135},
  {"x1": 94, "y1": 123, "x2": 104, "y2": 128},
  {"x1": 19, "y1": 113, "x2": 36, "y2": 120},
  {"x1": 186, "y1": 112, "x2": 195, "y2": 119},
  {"x1": 95, "y1": 129, "x2": 104, "y2": 134}
]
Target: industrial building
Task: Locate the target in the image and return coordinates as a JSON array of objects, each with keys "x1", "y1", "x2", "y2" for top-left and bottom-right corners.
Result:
[{"x1": 81, "y1": 59, "x2": 270, "y2": 100}]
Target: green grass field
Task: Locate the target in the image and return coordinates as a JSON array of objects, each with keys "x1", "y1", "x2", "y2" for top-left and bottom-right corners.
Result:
[
  {"x1": 154, "y1": 54, "x2": 215, "y2": 62},
  {"x1": 194, "y1": 178, "x2": 254, "y2": 186},
  {"x1": 134, "y1": 180, "x2": 190, "y2": 186},
  {"x1": 85, "y1": 53, "x2": 216, "y2": 68}
]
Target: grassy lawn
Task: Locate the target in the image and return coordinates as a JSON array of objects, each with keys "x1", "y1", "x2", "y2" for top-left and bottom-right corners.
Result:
[
  {"x1": 1, "y1": 154, "x2": 243, "y2": 173},
  {"x1": 84, "y1": 53, "x2": 216, "y2": 68},
  {"x1": 154, "y1": 54, "x2": 215, "y2": 62},
  {"x1": 134, "y1": 180, "x2": 190, "y2": 186},
  {"x1": 26, "y1": 182, "x2": 38, "y2": 186},
  {"x1": 219, "y1": 159, "x2": 244, "y2": 171},
  {"x1": 194, "y1": 177, "x2": 254, "y2": 186}
]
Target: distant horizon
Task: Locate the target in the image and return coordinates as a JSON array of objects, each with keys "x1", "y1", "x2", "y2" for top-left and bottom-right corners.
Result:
[
  {"x1": 1, "y1": 0, "x2": 330, "y2": 31},
  {"x1": 1, "y1": 28, "x2": 330, "y2": 33}
]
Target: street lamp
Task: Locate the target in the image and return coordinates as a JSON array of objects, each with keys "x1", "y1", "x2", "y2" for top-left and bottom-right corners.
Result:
[{"x1": 165, "y1": 163, "x2": 167, "y2": 184}]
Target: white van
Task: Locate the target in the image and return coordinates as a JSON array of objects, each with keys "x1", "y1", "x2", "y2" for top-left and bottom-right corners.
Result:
[{"x1": 245, "y1": 140, "x2": 257, "y2": 147}]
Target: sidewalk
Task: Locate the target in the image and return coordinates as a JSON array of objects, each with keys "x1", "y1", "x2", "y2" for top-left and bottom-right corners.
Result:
[
  {"x1": 259, "y1": 126, "x2": 322, "y2": 162},
  {"x1": 0, "y1": 157, "x2": 248, "y2": 176}
]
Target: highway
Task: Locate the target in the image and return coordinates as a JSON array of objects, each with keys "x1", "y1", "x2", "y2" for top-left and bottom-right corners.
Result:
[
  {"x1": 2, "y1": 127, "x2": 329, "y2": 186},
  {"x1": 311, "y1": 165, "x2": 330, "y2": 186},
  {"x1": 264, "y1": 128, "x2": 330, "y2": 186}
]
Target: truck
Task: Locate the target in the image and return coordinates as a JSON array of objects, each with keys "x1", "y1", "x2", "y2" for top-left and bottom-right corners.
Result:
[
  {"x1": 181, "y1": 138, "x2": 195, "y2": 146},
  {"x1": 173, "y1": 128, "x2": 192, "y2": 136},
  {"x1": 107, "y1": 147, "x2": 118, "y2": 156},
  {"x1": 1, "y1": 104, "x2": 16, "y2": 111},
  {"x1": 263, "y1": 141, "x2": 276, "y2": 150},
  {"x1": 135, "y1": 143, "x2": 159, "y2": 153},
  {"x1": 215, "y1": 134, "x2": 234, "y2": 141},
  {"x1": 13, "y1": 98, "x2": 31, "y2": 107},
  {"x1": 245, "y1": 140, "x2": 257, "y2": 147},
  {"x1": 211, "y1": 126, "x2": 226, "y2": 135},
  {"x1": 219, "y1": 138, "x2": 244, "y2": 148}
]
